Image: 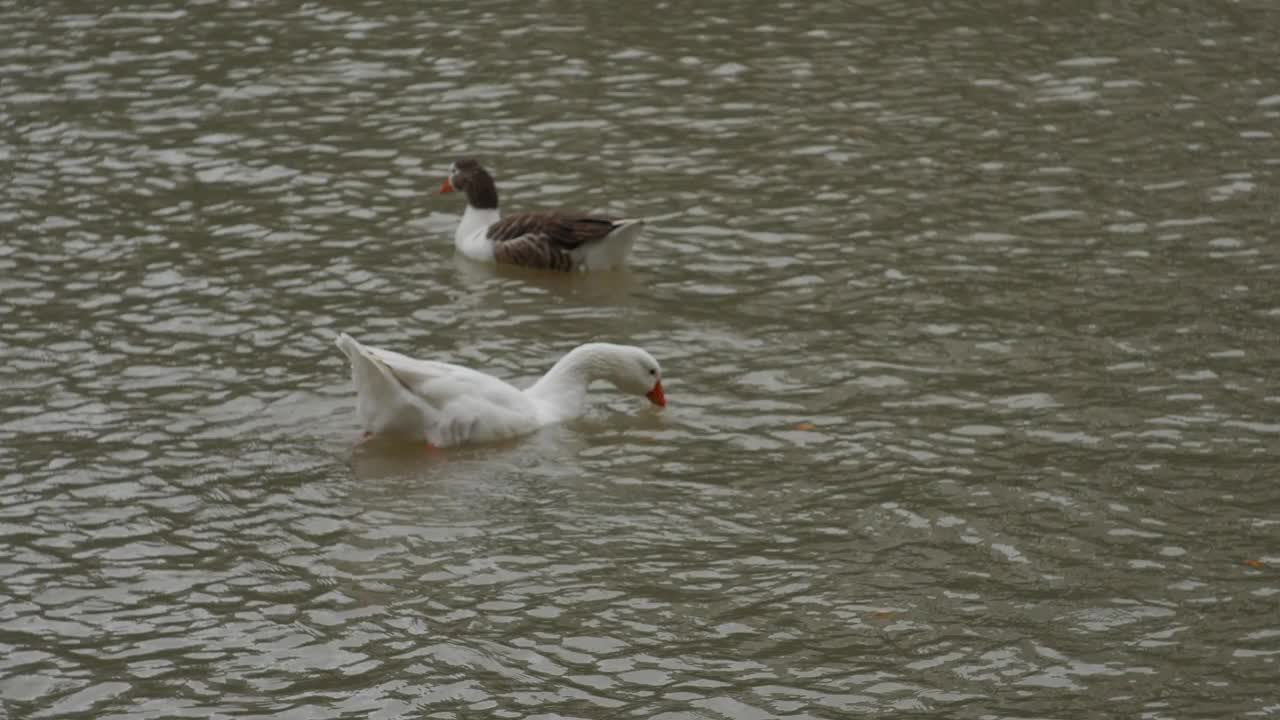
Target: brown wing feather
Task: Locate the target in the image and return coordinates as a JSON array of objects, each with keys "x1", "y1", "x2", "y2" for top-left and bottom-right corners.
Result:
[
  {"x1": 491, "y1": 234, "x2": 577, "y2": 271},
  {"x1": 486, "y1": 212, "x2": 621, "y2": 250},
  {"x1": 486, "y1": 212, "x2": 628, "y2": 271}
]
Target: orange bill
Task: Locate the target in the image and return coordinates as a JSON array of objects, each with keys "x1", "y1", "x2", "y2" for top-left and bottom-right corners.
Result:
[
  {"x1": 646, "y1": 380, "x2": 666, "y2": 407},
  {"x1": 439, "y1": 177, "x2": 454, "y2": 193}
]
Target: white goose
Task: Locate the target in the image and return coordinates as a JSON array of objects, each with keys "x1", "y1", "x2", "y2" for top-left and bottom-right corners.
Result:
[
  {"x1": 335, "y1": 333, "x2": 666, "y2": 448},
  {"x1": 439, "y1": 158, "x2": 645, "y2": 271}
]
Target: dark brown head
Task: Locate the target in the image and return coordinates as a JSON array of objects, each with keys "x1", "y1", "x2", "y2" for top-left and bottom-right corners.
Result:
[{"x1": 439, "y1": 158, "x2": 499, "y2": 210}]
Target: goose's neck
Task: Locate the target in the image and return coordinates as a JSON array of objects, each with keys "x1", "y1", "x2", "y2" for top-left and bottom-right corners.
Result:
[
  {"x1": 456, "y1": 204, "x2": 501, "y2": 250},
  {"x1": 525, "y1": 345, "x2": 612, "y2": 420},
  {"x1": 466, "y1": 170, "x2": 499, "y2": 210},
  {"x1": 454, "y1": 168, "x2": 501, "y2": 250}
]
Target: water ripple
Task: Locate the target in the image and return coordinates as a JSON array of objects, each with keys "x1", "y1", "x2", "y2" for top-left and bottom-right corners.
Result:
[{"x1": 2, "y1": 0, "x2": 1279, "y2": 717}]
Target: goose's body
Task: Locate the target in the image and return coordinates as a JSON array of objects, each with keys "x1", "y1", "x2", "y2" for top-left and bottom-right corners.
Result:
[
  {"x1": 335, "y1": 334, "x2": 665, "y2": 447},
  {"x1": 441, "y1": 159, "x2": 645, "y2": 271}
]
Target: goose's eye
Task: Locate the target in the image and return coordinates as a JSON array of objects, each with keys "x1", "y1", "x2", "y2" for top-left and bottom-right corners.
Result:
[{"x1": 648, "y1": 369, "x2": 656, "y2": 376}]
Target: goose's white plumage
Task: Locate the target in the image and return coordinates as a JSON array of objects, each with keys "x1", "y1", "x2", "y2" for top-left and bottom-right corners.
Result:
[{"x1": 335, "y1": 333, "x2": 666, "y2": 447}]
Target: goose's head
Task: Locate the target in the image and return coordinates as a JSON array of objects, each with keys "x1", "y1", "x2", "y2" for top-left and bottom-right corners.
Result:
[
  {"x1": 604, "y1": 345, "x2": 666, "y2": 407},
  {"x1": 439, "y1": 158, "x2": 498, "y2": 209}
]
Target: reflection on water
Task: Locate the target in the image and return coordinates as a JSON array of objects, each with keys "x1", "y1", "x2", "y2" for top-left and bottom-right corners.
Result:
[
  {"x1": 2, "y1": 0, "x2": 1279, "y2": 717},
  {"x1": 449, "y1": 255, "x2": 646, "y2": 307}
]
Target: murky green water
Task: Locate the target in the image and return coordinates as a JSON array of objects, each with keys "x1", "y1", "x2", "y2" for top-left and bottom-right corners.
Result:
[{"x1": 2, "y1": 1, "x2": 1279, "y2": 717}]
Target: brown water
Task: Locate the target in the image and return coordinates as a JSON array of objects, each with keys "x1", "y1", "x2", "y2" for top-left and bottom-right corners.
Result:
[{"x1": 2, "y1": 1, "x2": 1279, "y2": 718}]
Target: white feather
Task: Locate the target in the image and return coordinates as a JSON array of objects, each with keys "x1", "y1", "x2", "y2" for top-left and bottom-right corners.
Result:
[{"x1": 335, "y1": 334, "x2": 664, "y2": 447}]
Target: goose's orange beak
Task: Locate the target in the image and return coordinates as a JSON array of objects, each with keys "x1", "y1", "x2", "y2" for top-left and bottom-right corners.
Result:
[
  {"x1": 646, "y1": 380, "x2": 666, "y2": 407},
  {"x1": 439, "y1": 177, "x2": 454, "y2": 193}
]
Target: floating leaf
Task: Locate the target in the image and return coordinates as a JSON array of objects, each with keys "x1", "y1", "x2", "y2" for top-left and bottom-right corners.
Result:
[
  {"x1": 1245, "y1": 559, "x2": 1265, "y2": 569},
  {"x1": 794, "y1": 422, "x2": 817, "y2": 431}
]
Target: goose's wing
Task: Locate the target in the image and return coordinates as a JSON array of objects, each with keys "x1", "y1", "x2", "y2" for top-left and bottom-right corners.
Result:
[
  {"x1": 360, "y1": 345, "x2": 540, "y2": 446},
  {"x1": 486, "y1": 212, "x2": 629, "y2": 270},
  {"x1": 361, "y1": 345, "x2": 521, "y2": 408}
]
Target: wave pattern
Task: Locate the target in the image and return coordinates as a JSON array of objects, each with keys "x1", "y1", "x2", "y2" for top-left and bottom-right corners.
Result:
[{"x1": 1, "y1": 0, "x2": 1278, "y2": 717}]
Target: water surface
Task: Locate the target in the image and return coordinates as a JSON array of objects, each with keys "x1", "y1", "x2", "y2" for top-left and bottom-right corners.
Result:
[{"x1": 2, "y1": 1, "x2": 1279, "y2": 717}]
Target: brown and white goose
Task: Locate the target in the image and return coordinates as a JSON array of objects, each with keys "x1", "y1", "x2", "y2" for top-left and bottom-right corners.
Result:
[{"x1": 439, "y1": 158, "x2": 645, "y2": 271}]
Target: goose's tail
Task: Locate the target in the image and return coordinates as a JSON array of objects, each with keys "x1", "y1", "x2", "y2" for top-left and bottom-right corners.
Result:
[{"x1": 335, "y1": 333, "x2": 402, "y2": 396}]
